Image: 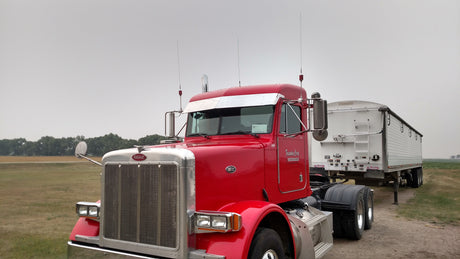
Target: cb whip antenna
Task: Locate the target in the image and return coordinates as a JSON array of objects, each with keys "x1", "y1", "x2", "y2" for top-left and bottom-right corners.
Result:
[
  {"x1": 298, "y1": 12, "x2": 304, "y2": 102},
  {"x1": 237, "y1": 37, "x2": 241, "y2": 87},
  {"x1": 177, "y1": 40, "x2": 183, "y2": 112}
]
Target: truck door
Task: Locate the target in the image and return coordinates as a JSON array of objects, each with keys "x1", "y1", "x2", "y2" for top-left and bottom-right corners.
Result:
[{"x1": 277, "y1": 103, "x2": 307, "y2": 193}]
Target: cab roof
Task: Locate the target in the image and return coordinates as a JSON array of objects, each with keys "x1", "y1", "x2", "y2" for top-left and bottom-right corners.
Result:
[{"x1": 189, "y1": 84, "x2": 306, "y2": 102}]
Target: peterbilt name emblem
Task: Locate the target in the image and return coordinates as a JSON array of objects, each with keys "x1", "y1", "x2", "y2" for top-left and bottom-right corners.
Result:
[
  {"x1": 132, "y1": 154, "x2": 147, "y2": 161},
  {"x1": 225, "y1": 165, "x2": 237, "y2": 173}
]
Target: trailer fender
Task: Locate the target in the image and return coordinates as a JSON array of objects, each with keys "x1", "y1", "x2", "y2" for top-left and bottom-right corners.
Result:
[
  {"x1": 69, "y1": 217, "x2": 99, "y2": 241},
  {"x1": 197, "y1": 200, "x2": 294, "y2": 259}
]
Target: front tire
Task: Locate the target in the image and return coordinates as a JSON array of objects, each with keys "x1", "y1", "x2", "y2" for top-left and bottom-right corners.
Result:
[{"x1": 248, "y1": 228, "x2": 285, "y2": 259}]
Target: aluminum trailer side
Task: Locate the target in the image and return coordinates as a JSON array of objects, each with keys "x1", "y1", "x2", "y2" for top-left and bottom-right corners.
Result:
[{"x1": 310, "y1": 100, "x2": 423, "y2": 203}]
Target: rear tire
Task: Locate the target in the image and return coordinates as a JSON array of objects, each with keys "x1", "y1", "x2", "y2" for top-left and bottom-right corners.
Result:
[
  {"x1": 248, "y1": 228, "x2": 285, "y2": 259},
  {"x1": 411, "y1": 168, "x2": 423, "y2": 188},
  {"x1": 363, "y1": 187, "x2": 374, "y2": 230},
  {"x1": 343, "y1": 189, "x2": 365, "y2": 240},
  {"x1": 323, "y1": 184, "x2": 366, "y2": 240}
]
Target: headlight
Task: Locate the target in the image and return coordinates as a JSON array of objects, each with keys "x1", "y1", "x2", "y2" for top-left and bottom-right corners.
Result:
[
  {"x1": 193, "y1": 211, "x2": 241, "y2": 233},
  {"x1": 76, "y1": 202, "x2": 100, "y2": 220},
  {"x1": 196, "y1": 215, "x2": 211, "y2": 228}
]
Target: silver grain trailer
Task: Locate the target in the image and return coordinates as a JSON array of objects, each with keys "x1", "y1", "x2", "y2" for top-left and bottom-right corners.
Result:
[{"x1": 310, "y1": 100, "x2": 423, "y2": 204}]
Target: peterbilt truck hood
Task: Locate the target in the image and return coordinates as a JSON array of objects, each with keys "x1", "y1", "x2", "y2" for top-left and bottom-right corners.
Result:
[{"x1": 102, "y1": 139, "x2": 267, "y2": 211}]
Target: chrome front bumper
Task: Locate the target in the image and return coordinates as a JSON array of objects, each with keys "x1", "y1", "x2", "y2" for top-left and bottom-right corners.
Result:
[{"x1": 67, "y1": 241, "x2": 225, "y2": 259}]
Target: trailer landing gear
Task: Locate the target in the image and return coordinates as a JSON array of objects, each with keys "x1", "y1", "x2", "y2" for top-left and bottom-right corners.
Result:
[{"x1": 391, "y1": 172, "x2": 400, "y2": 205}]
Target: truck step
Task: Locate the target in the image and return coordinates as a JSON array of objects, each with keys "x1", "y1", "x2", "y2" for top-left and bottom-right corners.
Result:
[
  {"x1": 315, "y1": 241, "x2": 333, "y2": 259},
  {"x1": 305, "y1": 213, "x2": 329, "y2": 232}
]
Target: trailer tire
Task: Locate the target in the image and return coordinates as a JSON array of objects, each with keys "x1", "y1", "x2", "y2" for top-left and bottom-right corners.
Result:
[
  {"x1": 248, "y1": 228, "x2": 285, "y2": 259},
  {"x1": 411, "y1": 168, "x2": 423, "y2": 188},
  {"x1": 363, "y1": 187, "x2": 374, "y2": 230}
]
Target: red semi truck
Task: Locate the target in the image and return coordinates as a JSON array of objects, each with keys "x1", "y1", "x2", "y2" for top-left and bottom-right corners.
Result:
[{"x1": 68, "y1": 84, "x2": 373, "y2": 259}]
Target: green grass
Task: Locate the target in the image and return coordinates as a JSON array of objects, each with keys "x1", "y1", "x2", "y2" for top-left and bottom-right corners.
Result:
[
  {"x1": 397, "y1": 161, "x2": 460, "y2": 225},
  {"x1": 0, "y1": 161, "x2": 100, "y2": 259},
  {"x1": 0, "y1": 159, "x2": 458, "y2": 258}
]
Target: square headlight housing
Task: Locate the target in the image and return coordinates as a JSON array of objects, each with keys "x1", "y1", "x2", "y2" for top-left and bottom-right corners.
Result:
[
  {"x1": 76, "y1": 202, "x2": 100, "y2": 220},
  {"x1": 193, "y1": 211, "x2": 241, "y2": 233}
]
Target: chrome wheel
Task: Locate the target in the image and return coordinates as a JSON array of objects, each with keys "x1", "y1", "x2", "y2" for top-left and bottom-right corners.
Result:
[
  {"x1": 367, "y1": 196, "x2": 373, "y2": 221},
  {"x1": 357, "y1": 198, "x2": 364, "y2": 230},
  {"x1": 262, "y1": 249, "x2": 279, "y2": 259}
]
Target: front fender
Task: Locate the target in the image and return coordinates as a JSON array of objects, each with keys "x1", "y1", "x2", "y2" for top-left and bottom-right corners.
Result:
[
  {"x1": 196, "y1": 200, "x2": 293, "y2": 259},
  {"x1": 69, "y1": 217, "x2": 99, "y2": 241}
]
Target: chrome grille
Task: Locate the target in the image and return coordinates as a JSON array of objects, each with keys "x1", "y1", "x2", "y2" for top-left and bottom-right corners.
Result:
[{"x1": 103, "y1": 163, "x2": 178, "y2": 248}]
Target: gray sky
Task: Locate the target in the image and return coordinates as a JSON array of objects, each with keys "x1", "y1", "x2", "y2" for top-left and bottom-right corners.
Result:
[{"x1": 1, "y1": 0, "x2": 459, "y2": 158}]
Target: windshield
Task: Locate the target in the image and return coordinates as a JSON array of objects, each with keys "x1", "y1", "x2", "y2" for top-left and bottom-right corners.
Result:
[{"x1": 186, "y1": 105, "x2": 275, "y2": 137}]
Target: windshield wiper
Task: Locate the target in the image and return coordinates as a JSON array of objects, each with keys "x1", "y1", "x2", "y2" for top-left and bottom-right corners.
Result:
[
  {"x1": 187, "y1": 133, "x2": 211, "y2": 139},
  {"x1": 224, "y1": 130, "x2": 260, "y2": 138}
]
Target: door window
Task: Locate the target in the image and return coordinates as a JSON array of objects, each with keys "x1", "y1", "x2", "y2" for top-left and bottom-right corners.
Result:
[{"x1": 279, "y1": 104, "x2": 301, "y2": 134}]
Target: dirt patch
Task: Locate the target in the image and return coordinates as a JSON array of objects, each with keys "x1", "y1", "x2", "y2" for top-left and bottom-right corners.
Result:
[{"x1": 323, "y1": 187, "x2": 460, "y2": 258}]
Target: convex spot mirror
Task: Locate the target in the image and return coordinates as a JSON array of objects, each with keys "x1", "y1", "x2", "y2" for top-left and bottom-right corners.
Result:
[{"x1": 75, "y1": 141, "x2": 88, "y2": 157}]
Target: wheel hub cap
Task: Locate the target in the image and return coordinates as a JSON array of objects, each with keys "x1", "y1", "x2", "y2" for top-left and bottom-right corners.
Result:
[{"x1": 262, "y1": 249, "x2": 279, "y2": 259}]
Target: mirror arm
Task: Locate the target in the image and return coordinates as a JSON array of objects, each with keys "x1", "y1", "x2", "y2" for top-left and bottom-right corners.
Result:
[{"x1": 76, "y1": 154, "x2": 102, "y2": 166}]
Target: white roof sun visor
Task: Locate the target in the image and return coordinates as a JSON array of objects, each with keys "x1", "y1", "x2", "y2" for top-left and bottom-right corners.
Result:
[{"x1": 183, "y1": 93, "x2": 284, "y2": 113}]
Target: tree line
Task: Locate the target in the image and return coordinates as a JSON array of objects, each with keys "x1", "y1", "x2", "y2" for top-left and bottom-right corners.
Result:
[{"x1": 0, "y1": 133, "x2": 167, "y2": 157}]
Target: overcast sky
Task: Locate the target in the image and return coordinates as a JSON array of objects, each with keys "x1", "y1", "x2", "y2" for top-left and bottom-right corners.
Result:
[{"x1": 0, "y1": 0, "x2": 459, "y2": 158}]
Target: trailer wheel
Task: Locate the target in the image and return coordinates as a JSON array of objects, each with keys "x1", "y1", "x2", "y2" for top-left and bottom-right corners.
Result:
[
  {"x1": 411, "y1": 168, "x2": 423, "y2": 188},
  {"x1": 248, "y1": 228, "x2": 285, "y2": 259},
  {"x1": 363, "y1": 187, "x2": 374, "y2": 230}
]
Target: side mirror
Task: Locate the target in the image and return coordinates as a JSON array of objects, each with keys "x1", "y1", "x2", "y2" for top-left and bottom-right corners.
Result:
[
  {"x1": 75, "y1": 141, "x2": 88, "y2": 157},
  {"x1": 74, "y1": 141, "x2": 102, "y2": 166},
  {"x1": 313, "y1": 99, "x2": 328, "y2": 130},
  {"x1": 313, "y1": 129, "x2": 328, "y2": 141},
  {"x1": 311, "y1": 93, "x2": 328, "y2": 141},
  {"x1": 165, "y1": 111, "x2": 176, "y2": 138}
]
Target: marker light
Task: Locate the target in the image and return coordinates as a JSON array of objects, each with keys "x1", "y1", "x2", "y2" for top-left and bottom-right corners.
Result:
[
  {"x1": 76, "y1": 202, "x2": 100, "y2": 220},
  {"x1": 193, "y1": 211, "x2": 242, "y2": 233}
]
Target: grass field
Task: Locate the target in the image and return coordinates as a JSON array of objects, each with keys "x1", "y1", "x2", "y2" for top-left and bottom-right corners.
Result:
[
  {"x1": 0, "y1": 157, "x2": 459, "y2": 258},
  {"x1": 398, "y1": 160, "x2": 460, "y2": 225},
  {"x1": 0, "y1": 157, "x2": 100, "y2": 258}
]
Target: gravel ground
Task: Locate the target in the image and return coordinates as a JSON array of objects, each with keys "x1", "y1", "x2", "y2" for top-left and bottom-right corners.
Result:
[{"x1": 323, "y1": 187, "x2": 460, "y2": 259}]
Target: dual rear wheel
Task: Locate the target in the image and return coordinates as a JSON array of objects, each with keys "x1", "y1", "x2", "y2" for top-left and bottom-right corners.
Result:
[{"x1": 327, "y1": 185, "x2": 373, "y2": 240}]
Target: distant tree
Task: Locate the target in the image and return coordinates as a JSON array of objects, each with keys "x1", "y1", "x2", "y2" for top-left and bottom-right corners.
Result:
[
  {"x1": 0, "y1": 139, "x2": 27, "y2": 155},
  {"x1": 37, "y1": 136, "x2": 59, "y2": 156},
  {"x1": 0, "y1": 133, "x2": 167, "y2": 157},
  {"x1": 0, "y1": 138, "x2": 30, "y2": 155},
  {"x1": 138, "y1": 134, "x2": 167, "y2": 146},
  {"x1": 23, "y1": 141, "x2": 39, "y2": 156},
  {"x1": 86, "y1": 133, "x2": 134, "y2": 156}
]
